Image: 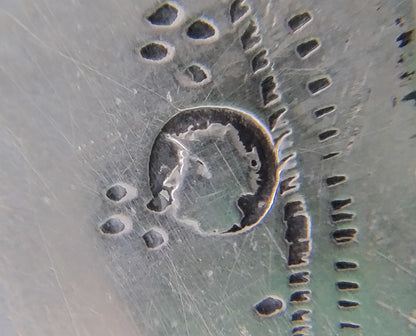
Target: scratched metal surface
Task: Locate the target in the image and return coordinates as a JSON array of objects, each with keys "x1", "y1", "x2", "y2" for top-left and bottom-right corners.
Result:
[{"x1": 1, "y1": 0, "x2": 416, "y2": 335}]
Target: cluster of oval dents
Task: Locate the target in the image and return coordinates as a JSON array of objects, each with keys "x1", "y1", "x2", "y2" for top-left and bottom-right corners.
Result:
[
  {"x1": 147, "y1": 106, "x2": 286, "y2": 235},
  {"x1": 100, "y1": 183, "x2": 168, "y2": 250}
]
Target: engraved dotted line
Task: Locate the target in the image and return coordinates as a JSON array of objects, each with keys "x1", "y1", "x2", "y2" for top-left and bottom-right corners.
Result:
[{"x1": 292, "y1": 11, "x2": 362, "y2": 330}]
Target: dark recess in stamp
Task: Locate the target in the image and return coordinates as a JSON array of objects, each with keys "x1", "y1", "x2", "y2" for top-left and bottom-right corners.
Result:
[
  {"x1": 284, "y1": 201, "x2": 304, "y2": 221},
  {"x1": 288, "y1": 241, "x2": 310, "y2": 266},
  {"x1": 332, "y1": 228, "x2": 358, "y2": 244},
  {"x1": 268, "y1": 107, "x2": 287, "y2": 131},
  {"x1": 293, "y1": 326, "x2": 310, "y2": 334},
  {"x1": 318, "y1": 129, "x2": 339, "y2": 141},
  {"x1": 396, "y1": 30, "x2": 414, "y2": 48},
  {"x1": 326, "y1": 175, "x2": 347, "y2": 187},
  {"x1": 288, "y1": 12, "x2": 312, "y2": 32},
  {"x1": 147, "y1": 2, "x2": 178, "y2": 26},
  {"x1": 100, "y1": 218, "x2": 125, "y2": 234},
  {"x1": 186, "y1": 65, "x2": 208, "y2": 83},
  {"x1": 139, "y1": 42, "x2": 169, "y2": 61},
  {"x1": 142, "y1": 229, "x2": 165, "y2": 249},
  {"x1": 340, "y1": 322, "x2": 361, "y2": 329},
  {"x1": 336, "y1": 281, "x2": 360, "y2": 290},
  {"x1": 291, "y1": 310, "x2": 310, "y2": 322},
  {"x1": 290, "y1": 291, "x2": 311, "y2": 303},
  {"x1": 230, "y1": 0, "x2": 249, "y2": 24},
  {"x1": 285, "y1": 215, "x2": 309, "y2": 243},
  {"x1": 402, "y1": 90, "x2": 416, "y2": 105},
  {"x1": 296, "y1": 39, "x2": 320, "y2": 58},
  {"x1": 289, "y1": 271, "x2": 310, "y2": 285},
  {"x1": 252, "y1": 49, "x2": 269, "y2": 72},
  {"x1": 399, "y1": 71, "x2": 415, "y2": 80},
  {"x1": 261, "y1": 75, "x2": 279, "y2": 106},
  {"x1": 187, "y1": 19, "x2": 216, "y2": 39},
  {"x1": 255, "y1": 297, "x2": 284, "y2": 316},
  {"x1": 307, "y1": 77, "x2": 332, "y2": 95},
  {"x1": 314, "y1": 105, "x2": 336, "y2": 118},
  {"x1": 280, "y1": 176, "x2": 298, "y2": 195},
  {"x1": 106, "y1": 185, "x2": 127, "y2": 201},
  {"x1": 331, "y1": 198, "x2": 352, "y2": 210},
  {"x1": 335, "y1": 261, "x2": 358, "y2": 271},
  {"x1": 331, "y1": 213, "x2": 354, "y2": 222},
  {"x1": 241, "y1": 19, "x2": 261, "y2": 50},
  {"x1": 338, "y1": 300, "x2": 359, "y2": 309},
  {"x1": 322, "y1": 152, "x2": 340, "y2": 160}
]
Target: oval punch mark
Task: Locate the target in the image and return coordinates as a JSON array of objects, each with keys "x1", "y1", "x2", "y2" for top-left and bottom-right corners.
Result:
[
  {"x1": 186, "y1": 19, "x2": 218, "y2": 42},
  {"x1": 137, "y1": 41, "x2": 175, "y2": 63},
  {"x1": 288, "y1": 12, "x2": 312, "y2": 32},
  {"x1": 146, "y1": 2, "x2": 182, "y2": 27}
]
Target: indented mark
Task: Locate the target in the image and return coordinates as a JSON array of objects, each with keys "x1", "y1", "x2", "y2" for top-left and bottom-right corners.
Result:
[
  {"x1": 307, "y1": 77, "x2": 332, "y2": 95},
  {"x1": 332, "y1": 228, "x2": 358, "y2": 244},
  {"x1": 331, "y1": 198, "x2": 352, "y2": 210},
  {"x1": 241, "y1": 19, "x2": 261, "y2": 51},
  {"x1": 402, "y1": 90, "x2": 416, "y2": 105},
  {"x1": 177, "y1": 64, "x2": 212, "y2": 88},
  {"x1": 322, "y1": 152, "x2": 340, "y2": 160},
  {"x1": 254, "y1": 296, "x2": 285, "y2": 317},
  {"x1": 252, "y1": 49, "x2": 270, "y2": 73},
  {"x1": 296, "y1": 38, "x2": 320, "y2": 58},
  {"x1": 340, "y1": 322, "x2": 361, "y2": 329},
  {"x1": 291, "y1": 310, "x2": 311, "y2": 323},
  {"x1": 289, "y1": 271, "x2": 310, "y2": 285},
  {"x1": 326, "y1": 175, "x2": 347, "y2": 187},
  {"x1": 288, "y1": 12, "x2": 312, "y2": 32},
  {"x1": 147, "y1": 2, "x2": 179, "y2": 26},
  {"x1": 106, "y1": 185, "x2": 127, "y2": 201},
  {"x1": 314, "y1": 105, "x2": 336, "y2": 118},
  {"x1": 138, "y1": 42, "x2": 174, "y2": 62},
  {"x1": 230, "y1": 0, "x2": 250, "y2": 24},
  {"x1": 261, "y1": 75, "x2": 280, "y2": 106},
  {"x1": 268, "y1": 107, "x2": 287, "y2": 131},
  {"x1": 331, "y1": 212, "x2": 354, "y2": 222},
  {"x1": 284, "y1": 201, "x2": 304, "y2": 221},
  {"x1": 336, "y1": 281, "x2": 360, "y2": 291},
  {"x1": 142, "y1": 228, "x2": 167, "y2": 249},
  {"x1": 99, "y1": 215, "x2": 132, "y2": 236},
  {"x1": 335, "y1": 261, "x2": 359, "y2": 271},
  {"x1": 285, "y1": 215, "x2": 310, "y2": 243},
  {"x1": 318, "y1": 129, "x2": 339, "y2": 142},
  {"x1": 290, "y1": 290, "x2": 311, "y2": 303},
  {"x1": 187, "y1": 19, "x2": 217, "y2": 40},
  {"x1": 338, "y1": 300, "x2": 360, "y2": 309},
  {"x1": 288, "y1": 241, "x2": 310, "y2": 267},
  {"x1": 396, "y1": 30, "x2": 414, "y2": 48}
]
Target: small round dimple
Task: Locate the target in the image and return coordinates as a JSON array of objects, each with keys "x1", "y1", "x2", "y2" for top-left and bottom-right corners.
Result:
[
  {"x1": 142, "y1": 228, "x2": 167, "y2": 249},
  {"x1": 100, "y1": 218, "x2": 125, "y2": 234},
  {"x1": 186, "y1": 19, "x2": 217, "y2": 41},
  {"x1": 138, "y1": 42, "x2": 174, "y2": 63},
  {"x1": 255, "y1": 296, "x2": 285, "y2": 317},
  {"x1": 106, "y1": 185, "x2": 127, "y2": 201}
]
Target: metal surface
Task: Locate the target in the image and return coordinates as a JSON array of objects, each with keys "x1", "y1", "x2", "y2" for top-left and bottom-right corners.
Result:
[{"x1": 1, "y1": 0, "x2": 416, "y2": 335}]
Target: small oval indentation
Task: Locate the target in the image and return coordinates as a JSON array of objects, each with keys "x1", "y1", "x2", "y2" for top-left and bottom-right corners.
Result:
[
  {"x1": 186, "y1": 19, "x2": 217, "y2": 42},
  {"x1": 255, "y1": 296, "x2": 285, "y2": 317},
  {"x1": 142, "y1": 228, "x2": 168, "y2": 250},
  {"x1": 335, "y1": 261, "x2": 359, "y2": 271},
  {"x1": 99, "y1": 215, "x2": 132, "y2": 236},
  {"x1": 147, "y1": 2, "x2": 181, "y2": 27},
  {"x1": 137, "y1": 42, "x2": 174, "y2": 63},
  {"x1": 230, "y1": 0, "x2": 250, "y2": 24},
  {"x1": 314, "y1": 105, "x2": 336, "y2": 118},
  {"x1": 326, "y1": 175, "x2": 347, "y2": 187},
  {"x1": 318, "y1": 129, "x2": 339, "y2": 142}
]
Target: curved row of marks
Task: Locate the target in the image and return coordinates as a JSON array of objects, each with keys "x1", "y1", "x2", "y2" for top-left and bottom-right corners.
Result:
[{"x1": 294, "y1": 12, "x2": 361, "y2": 330}]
